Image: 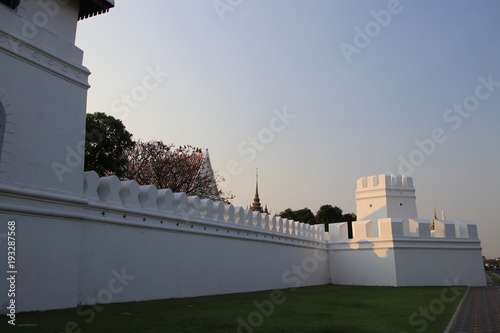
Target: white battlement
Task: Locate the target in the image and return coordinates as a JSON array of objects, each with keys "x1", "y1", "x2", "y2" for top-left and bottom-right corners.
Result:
[
  {"x1": 356, "y1": 174, "x2": 418, "y2": 221},
  {"x1": 357, "y1": 174, "x2": 414, "y2": 190},
  {"x1": 329, "y1": 218, "x2": 479, "y2": 241},
  {"x1": 327, "y1": 218, "x2": 484, "y2": 287},
  {"x1": 83, "y1": 171, "x2": 324, "y2": 242}
]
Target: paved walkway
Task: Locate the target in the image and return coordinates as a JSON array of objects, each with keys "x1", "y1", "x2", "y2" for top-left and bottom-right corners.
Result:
[{"x1": 446, "y1": 273, "x2": 500, "y2": 333}]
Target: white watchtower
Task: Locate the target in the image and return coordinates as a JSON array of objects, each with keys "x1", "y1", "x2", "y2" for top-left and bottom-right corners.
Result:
[
  {"x1": 0, "y1": 0, "x2": 114, "y2": 194},
  {"x1": 356, "y1": 174, "x2": 418, "y2": 220}
]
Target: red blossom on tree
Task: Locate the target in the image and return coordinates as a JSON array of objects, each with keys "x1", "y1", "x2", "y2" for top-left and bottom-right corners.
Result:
[{"x1": 123, "y1": 140, "x2": 233, "y2": 203}]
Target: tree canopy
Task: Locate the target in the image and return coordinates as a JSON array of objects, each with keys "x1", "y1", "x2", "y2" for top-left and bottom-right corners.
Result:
[
  {"x1": 84, "y1": 112, "x2": 233, "y2": 203},
  {"x1": 315, "y1": 205, "x2": 356, "y2": 237},
  {"x1": 279, "y1": 205, "x2": 356, "y2": 237},
  {"x1": 85, "y1": 112, "x2": 135, "y2": 177},
  {"x1": 315, "y1": 205, "x2": 344, "y2": 225},
  {"x1": 279, "y1": 208, "x2": 315, "y2": 224},
  {"x1": 122, "y1": 140, "x2": 233, "y2": 202}
]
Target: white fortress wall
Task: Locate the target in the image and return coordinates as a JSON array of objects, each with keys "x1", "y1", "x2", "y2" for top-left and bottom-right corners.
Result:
[
  {"x1": 0, "y1": 173, "x2": 486, "y2": 313},
  {"x1": 0, "y1": 1, "x2": 487, "y2": 315},
  {"x1": 0, "y1": 172, "x2": 329, "y2": 313},
  {"x1": 328, "y1": 218, "x2": 486, "y2": 287}
]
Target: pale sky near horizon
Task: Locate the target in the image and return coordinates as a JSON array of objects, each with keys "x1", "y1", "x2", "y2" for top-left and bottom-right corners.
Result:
[{"x1": 76, "y1": 0, "x2": 500, "y2": 258}]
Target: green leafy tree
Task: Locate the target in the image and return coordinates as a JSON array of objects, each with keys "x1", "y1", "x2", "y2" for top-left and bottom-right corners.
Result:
[
  {"x1": 85, "y1": 112, "x2": 135, "y2": 177},
  {"x1": 315, "y1": 205, "x2": 356, "y2": 237},
  {"x1": 279, "y1": 207, "x2": 315, "y2": 224},
  {"x1": 315, "y1": 205, "x2": 343, "y2": 224},
  {"x1": 279, "y1": 208, "x2": 296, "y2": 221},
  {"x1": 294, "y1": 208, "x2": 315, "y2": 224},
  {"x1": 342, "y1": 212, "x2": 357, "y2": 223}
]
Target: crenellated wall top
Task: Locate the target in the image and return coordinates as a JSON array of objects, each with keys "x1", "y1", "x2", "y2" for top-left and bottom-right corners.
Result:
[
  {"x1": 83, "y1": 171, "x2": 325, "y2": 242},
  {"x1": 328, "y1": 218, "x2": 480, "y2": 243}
]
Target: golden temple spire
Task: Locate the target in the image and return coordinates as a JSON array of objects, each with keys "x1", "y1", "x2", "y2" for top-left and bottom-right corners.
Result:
[{"x1": 251, "y1": 168, "x2": 263, "y2": 213}]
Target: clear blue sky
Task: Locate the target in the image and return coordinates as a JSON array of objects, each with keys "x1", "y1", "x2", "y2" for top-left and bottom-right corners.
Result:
[{"x1": 76, "y1": 0, "x2": 500, "y2": 258}]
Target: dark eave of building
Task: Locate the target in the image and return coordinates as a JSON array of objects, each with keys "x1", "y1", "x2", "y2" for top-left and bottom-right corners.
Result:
[
  {"x1": 0, "y1": 1, "x2": 20, "y2": 9},
  {"x1": 79, "y1": 0, "x2": 114, "y2": 20}
]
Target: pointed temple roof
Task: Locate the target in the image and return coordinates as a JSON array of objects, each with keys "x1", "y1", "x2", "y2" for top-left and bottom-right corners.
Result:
[
  {"x1": 431, "y1": 203, "x2": 437, "y2": 231},
  {"x1": 189, "y1": 149, "x2": 221, "y2": 201},
  {"x1": 251, "y1": 168, "x2": 263, "y2": 213}
]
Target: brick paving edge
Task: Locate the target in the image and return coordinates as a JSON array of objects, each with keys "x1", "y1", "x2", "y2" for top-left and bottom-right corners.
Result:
[{"x1": 443, "y1": 286, "x2": 470, "y2": 333}]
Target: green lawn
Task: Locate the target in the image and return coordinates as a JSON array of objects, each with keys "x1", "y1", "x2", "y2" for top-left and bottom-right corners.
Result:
[
  {"x1": 487, "y1": 271, "x2": 500, "y2": 283},
  {"x1": 2, "y1": 284, "x2": 466, "y2": 333}
]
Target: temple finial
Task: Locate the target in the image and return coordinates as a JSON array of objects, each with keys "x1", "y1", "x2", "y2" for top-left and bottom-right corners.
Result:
[{"x1": 251, "y1": 168, "x2": 262, "y2": 213}]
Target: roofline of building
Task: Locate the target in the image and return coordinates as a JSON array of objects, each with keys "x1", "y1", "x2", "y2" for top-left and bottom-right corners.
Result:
[{"x1": 79, "y1": 0, "x2": 115, "y2": 20}]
